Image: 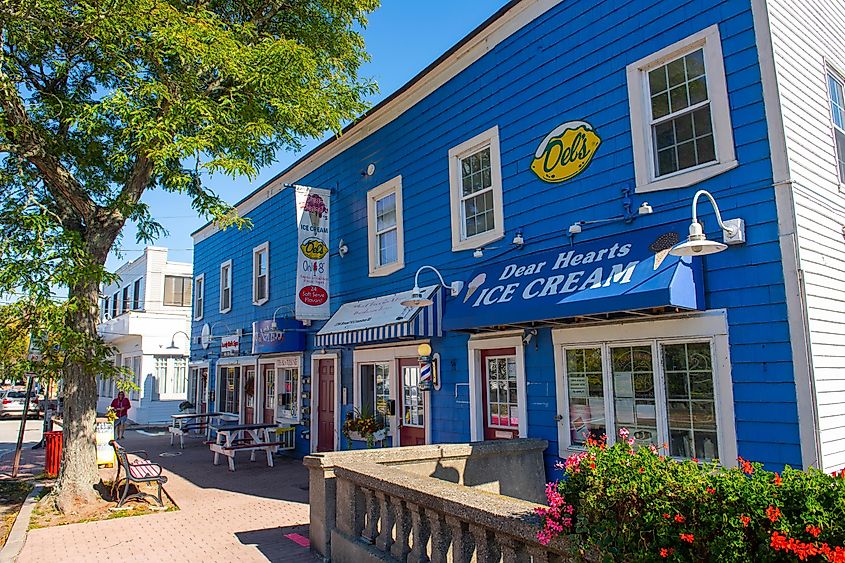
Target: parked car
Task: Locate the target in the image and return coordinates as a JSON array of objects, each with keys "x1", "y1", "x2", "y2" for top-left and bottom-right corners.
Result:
[{"x1": 0, "y1": 390, "x2": 39, "y2": 419}]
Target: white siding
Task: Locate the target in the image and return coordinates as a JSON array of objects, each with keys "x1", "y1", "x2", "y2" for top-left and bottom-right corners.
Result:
[{"x1": 767, "y1": 0, "x2": 845, "y2": 471}]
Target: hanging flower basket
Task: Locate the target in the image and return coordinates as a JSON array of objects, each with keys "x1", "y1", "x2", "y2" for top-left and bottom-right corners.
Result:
[
  {"x1": 343, "y1": 407, "x2": 388, "y2": 448},
  {"x1": 346, "y1": 428, "x2": 388, "y2": 443}
]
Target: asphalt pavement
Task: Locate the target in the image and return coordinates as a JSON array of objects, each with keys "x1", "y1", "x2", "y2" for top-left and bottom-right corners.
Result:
[{"x1": 0, "y1": 419, "x2": 45, "y2": 466}]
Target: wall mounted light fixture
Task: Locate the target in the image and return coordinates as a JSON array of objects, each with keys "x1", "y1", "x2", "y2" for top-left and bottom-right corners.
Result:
[
  {"x1": 669, "y1": 190, "x2": 746, "y2": 256},
  {"x1": 400, "y1": 266, "x2": 464, "y2": 307}
]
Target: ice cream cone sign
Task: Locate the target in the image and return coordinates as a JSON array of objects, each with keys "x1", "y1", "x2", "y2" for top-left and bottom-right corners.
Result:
[
  {"x1": 650, "y1": 232, "x2": 680, "y2": 270},
  {"x1": 463, "y1": 273, "x2": 487, "y2": 303},
  {"x1": 303, "y1": 194, "x2": 327, "y2": 227}
]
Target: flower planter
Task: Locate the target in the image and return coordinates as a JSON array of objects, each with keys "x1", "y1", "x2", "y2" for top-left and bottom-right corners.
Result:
[{"x1": 347, "y1": 428, "x2": 388, "y2": 442}]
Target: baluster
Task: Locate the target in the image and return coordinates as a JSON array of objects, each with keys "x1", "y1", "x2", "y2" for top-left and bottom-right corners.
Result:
[
  {"x1": 470, "y1": 525, "x2": 500, "y2": 563},
  {"x1": 407, "y1": 502, "x2": 431, "y2": 563},
  {"x1": 390, "y1": 497, "x2": 412, "y2": 560},
  {"x1": 526, "y1": 546, "x2": 552, "y2": 563},
  {"x1": 361, "y1": 487, "x2": 379, "y2": 544},
  {"x1": 445, "y1": 516, "x2": 474, "y2": 563},
  {"x1": 498, "y1": 535, "x2": 530, "y2": 563},
  {"x1": 335, "y1": 478, "x2": 365, "y2": 537},
  {"x1": 375, "y1": 491, "x2": 395, "y2": 552},
  {"x1": 428, "y1": 512, "x2": 451, "y2": 563}
]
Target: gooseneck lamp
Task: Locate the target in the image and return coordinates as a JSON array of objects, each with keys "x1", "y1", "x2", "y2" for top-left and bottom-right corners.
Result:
[
  {"x1": 669, "y1": 190, "x2": 746, "y2": 257},
  {"x1": 400, "y1": 266, "x2": 464, "y2": 308},
  {"x1": 167, "y1": 330, "x2": 190, "y2": 350}
]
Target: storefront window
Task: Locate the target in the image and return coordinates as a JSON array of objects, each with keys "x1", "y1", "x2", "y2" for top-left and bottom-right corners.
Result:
[
  {"x1": 560, "y1": 338, "x2": 720, "y2": 461},
  {"x1": 360, "y1": 362, "x2": 390, "y2": 416},
  {"x1": 565, "y1": 348, "x2": 605, "y2": 445},
  {"x1": 662, "y1": 342, "x2": 718, "y2": 459},
  {"x1": 611, "y1": 345, "x2": 658, "y2": 448},
  {"x1": 486, "y1": 356, "x2": 518, "y2": 428},
  {"x1": 277, "y1": 368, "x2": 299, "y2": 419},
  {"x1": 220, "y1": 366, "x2": 240, "y2": 414}
]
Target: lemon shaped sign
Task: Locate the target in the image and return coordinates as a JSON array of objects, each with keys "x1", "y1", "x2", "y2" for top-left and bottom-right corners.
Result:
[
  {"x1": 531, "y1": 121, "x2": 601, "y2": 183},
  {"x1": 300, "y1": 237, "x2": 329, "y2": 260}
]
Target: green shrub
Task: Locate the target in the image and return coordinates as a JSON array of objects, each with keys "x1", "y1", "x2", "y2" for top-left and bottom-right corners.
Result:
[{"x1": 537, "y1": 430, "x2": 845, "y2": 562}]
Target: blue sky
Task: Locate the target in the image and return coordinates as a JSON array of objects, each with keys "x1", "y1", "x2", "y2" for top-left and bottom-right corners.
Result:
[{"x1": 108, "y1": 1, "x2": 506, "y2": 271}]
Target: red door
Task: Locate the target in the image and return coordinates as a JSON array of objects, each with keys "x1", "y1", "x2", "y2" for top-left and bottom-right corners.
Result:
[
  {"x1": 262, "y1": 364, "x2": 276, "y2": 424},
  {"x1": 317, "y1": 359, "x2": 335, "y2": 452},
  {"x1": 399, "y1": 359, "x2": 425, "y2": 446},
  {"x1": 199, "y1": 368, "x2": 208, "y2": 413},
  {"x1": 481, "y1": 348, "x2": 520, "y2": 440},
  {"x1": 244, "y1": 365, "x2": 256, "y2": 424}
]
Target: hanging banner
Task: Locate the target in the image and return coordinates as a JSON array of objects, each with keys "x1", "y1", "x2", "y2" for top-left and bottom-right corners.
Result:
[{"x1": 295, "y1": 185, "x2": 331, "y2": 320}]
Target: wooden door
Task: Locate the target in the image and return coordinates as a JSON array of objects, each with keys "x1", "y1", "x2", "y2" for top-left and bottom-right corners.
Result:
[
  {"x1": 199, "y1": 368, "x2": 208, "y2": 413},
  {"x1": 244, "y1": 365, "x2": 256, "y2": 424},
  {"x1": 481, "y1": 348, "x2": 520, "y2": 440},
  {"x1": 262, "y1": 364, "x2": 276, "y2": 424},
  {"x1": 317, "y1": 359, "x2": 335, "y2": 452},
  {"x1": 399, "y1": 359, "x2": 425, "y2": 446}
]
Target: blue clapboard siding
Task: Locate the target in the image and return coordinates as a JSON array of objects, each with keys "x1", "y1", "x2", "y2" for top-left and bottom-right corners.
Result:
[{"x1": 191, "y1": 0, "x2": 805, "y2": 471}]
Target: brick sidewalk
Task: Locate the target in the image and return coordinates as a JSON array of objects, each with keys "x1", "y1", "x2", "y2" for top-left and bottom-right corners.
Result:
[{"x1": 16, "y1": 430, "x2": 316, "y2": 562}]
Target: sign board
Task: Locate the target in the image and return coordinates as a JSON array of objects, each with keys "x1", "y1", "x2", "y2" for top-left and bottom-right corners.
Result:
[
  {"x1": 531, "y1": 120, "x2": 601, "y2": 183},
  {"x1": 275, "y1": 356, "x2": 300, "y2": 369},
  {"x1": 442, "y1": 224, "x2": 703, "y2": 331},
  {"x1": 95, "y1": 418, "x2": 115, "y2": 466},
  {"x1": 295, "y1": 185, "x2": 331, "y2": 320},
  {"x1": 220, "y1": 334, "x2": 240, "y2": 357},
  {"x1": 316, "y1": 285, "x2": 437, "y2": 337},
  {"x1": 251, "y1": 319, "x2": 306, "y2": 355},
  {"x1": 200, "y1": 323, "x2": 211, "y2": 350}
]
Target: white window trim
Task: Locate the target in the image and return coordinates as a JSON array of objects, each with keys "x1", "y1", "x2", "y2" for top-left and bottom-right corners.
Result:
[
  {"x1": 551, "y1": 310, "x2": 737, "y2": 465},
  {"x1": 448, "y1": 125, "x2": 505, "y2": 251},
  {"x1": 219, "y1": 259, "x2": 232, "y2": 314},
  {"x1": 264, "y1": 354, "x2": 302, "y2": 424},
  {"x1": 825, "y1": 64, "x2": 845, "y2": 190},
  {"x1": 252, "y1": 242, "x2": 270, "y2": 306},
  {"x1": 367, "y1": 175, "x2": 405, "y2": 277},
  {"x1": 627, "y1": 25, "x2": 738, "y2": 193},
  {"x1": 353, "y1": 343, "x2": 432, "y2": 447},
  {"x1": 156, "y1": 355, "x2": 189, "y2": 401},
  {"x1": 194, "y1": 273, "x2": 205, "y2": 321},
  {"x1": 310, "y1": 352, "x2": 341, "y2": 453},
  {"x1": 467, "y1": 333, "x2": 527, "y2": 441}
]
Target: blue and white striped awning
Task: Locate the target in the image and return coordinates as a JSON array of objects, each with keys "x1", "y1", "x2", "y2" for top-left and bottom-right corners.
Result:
[{"x1": 315, "y1": 285, "x2": 443, "y2": 347}]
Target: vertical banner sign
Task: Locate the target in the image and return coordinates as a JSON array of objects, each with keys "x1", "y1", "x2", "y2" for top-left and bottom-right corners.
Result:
[{"x1": 295, "y1": 185, "x2": 331, "y2": 320}]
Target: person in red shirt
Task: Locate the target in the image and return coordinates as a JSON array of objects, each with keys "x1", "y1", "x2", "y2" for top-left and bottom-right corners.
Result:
[{"x1": 110, "y1": 391, "x2": 131, "y2": 439}]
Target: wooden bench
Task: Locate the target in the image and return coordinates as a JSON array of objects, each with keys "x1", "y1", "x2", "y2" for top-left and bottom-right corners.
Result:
[{"x1": 110, "y1": 440, "x2": 167, "y2": 508}]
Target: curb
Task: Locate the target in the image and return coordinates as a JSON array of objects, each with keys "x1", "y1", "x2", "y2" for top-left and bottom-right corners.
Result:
[{"x1": 0, "y1": 483, "x2": 43, "y2": 563}]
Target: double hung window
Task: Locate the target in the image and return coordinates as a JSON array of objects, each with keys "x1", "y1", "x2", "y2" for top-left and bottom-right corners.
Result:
[
  {"x1": 220, "y1": 260, "x2": 232, "y2": 313},
  {"x1": 253, "y1": 243, "x2": 269, "y2": 305},
  {"x1": 448, "y1": 126, "x2": 504, "y2": 251},
  {"x1": 367, "y1": 177, "x2": 404, "y2": 276},
  {"x1": 194, "y1": 274, "x2": 204, "y2": 320},
  {"x1": 828, "y1": 71, "x2": 845, "y2": 184},
  {"x1": 132, "y1": 279, "x2": 142, "y2": 310},
  {"x1": 122, "y1": 287, "x2": 130, "y2": 313},
  {"x1": 164, "y1": 276, "x2": 192, "y2": 307},
  {"x1": 627, "y1": 25, "x2": 736, "y2": 192}
]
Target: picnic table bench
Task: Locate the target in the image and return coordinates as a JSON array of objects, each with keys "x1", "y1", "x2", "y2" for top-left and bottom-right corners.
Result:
[
  {"x1": 209, "y1": 422, "x2": 280, "y2": 471},
  {"x1": 169, "y1": 412, "x2": 235, "y2": 448},
  {"x1": 110, "y1": 440, "x2": 167, "y2": 508}
]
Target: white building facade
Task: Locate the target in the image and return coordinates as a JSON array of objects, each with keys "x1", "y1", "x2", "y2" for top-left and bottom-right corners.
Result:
[{"x1": 97, "y1": 247, "x2": 192, "y2": 424}]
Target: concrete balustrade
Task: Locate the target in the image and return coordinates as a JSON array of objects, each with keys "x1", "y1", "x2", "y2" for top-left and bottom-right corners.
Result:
[{"x1": 304, "y1": 439, "x2": 570, "y2": 562}]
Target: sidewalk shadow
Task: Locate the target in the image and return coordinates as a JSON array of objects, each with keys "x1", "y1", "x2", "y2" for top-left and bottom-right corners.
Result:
[
  {"x1": 116, "y1": 431, "x2": 310, "y2": 504},
  {"x1": 235, "y1": 524, "x2": 319, "y2": 562}
]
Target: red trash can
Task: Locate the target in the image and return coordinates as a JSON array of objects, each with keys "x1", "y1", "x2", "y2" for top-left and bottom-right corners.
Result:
[{"x1": 45, "y1": 431, "x2": 62, "y2": 477}]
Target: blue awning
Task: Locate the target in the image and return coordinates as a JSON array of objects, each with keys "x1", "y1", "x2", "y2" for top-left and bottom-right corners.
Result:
[
  {"x1": 442, "y1": 224, "x2": 704, "y2": 331},
  {"x1": 315, "y1": 285, "x2": 443, "y2": 347}
]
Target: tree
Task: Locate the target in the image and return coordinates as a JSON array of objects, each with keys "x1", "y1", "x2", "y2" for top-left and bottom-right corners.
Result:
[{"x1": 0, "y1": 0, "x2": 377, "y2": 510}]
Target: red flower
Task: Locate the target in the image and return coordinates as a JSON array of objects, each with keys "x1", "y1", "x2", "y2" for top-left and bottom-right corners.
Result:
[
  {"x1": 659, "y1": 547, "x2": 675, "y2": 558},
  {"x1": 706, "y1": 487, "x2": 716, "y2": 495},
  {"x1": 774, "y1": 472, "x2": 783, "y2": 486},
  {"x1": 740, "y1": 515, "x2": 751, "y2": 527},
  {"x1": 738, "y1": 456, "x2": 754, "y2": 474},
  {"x1": 674, "y1": 514, "x2": 686, "y2": 524},
  {"x1": 806, "y1": 525, "x2": 821, "y2": 538},
  {"x1": 679, "y1": 533, "x2": 694, "y2": 544},
  {"x1": 691, "y1": 457, "x2": 699, "y2": 463},
  {"x1": 662, "y1": 513, "x2": 670, "y2": 519},
  {"x1": 766, "y1": 506, "x2": 781, "y2": 523}
]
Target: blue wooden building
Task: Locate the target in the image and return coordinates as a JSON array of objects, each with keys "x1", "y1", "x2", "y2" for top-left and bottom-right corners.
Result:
[{"x1": 188, "y1": 0, "x2": 845, "y2": 474}]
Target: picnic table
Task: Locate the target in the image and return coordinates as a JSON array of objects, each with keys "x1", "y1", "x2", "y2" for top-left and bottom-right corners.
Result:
[
  {"x1": 209, "y1": 422, "x2": 279, "y2": 471},
  {"x1": 169, "y1": 412, "x2": 236, "y2": 448}
]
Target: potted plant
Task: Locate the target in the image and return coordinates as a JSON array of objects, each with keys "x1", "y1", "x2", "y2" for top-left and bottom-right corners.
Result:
[{"x1": 343, "y1": 407, "x2": 387, "y2": 448}]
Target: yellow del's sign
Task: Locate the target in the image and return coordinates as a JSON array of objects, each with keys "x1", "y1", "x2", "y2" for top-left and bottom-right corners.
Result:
[
  {"x1": 300, "y1": 237, "x2": 329, "y2": 260},
  {"x1": 530, "y1": 121, "x2": 601, "y2": 183}
]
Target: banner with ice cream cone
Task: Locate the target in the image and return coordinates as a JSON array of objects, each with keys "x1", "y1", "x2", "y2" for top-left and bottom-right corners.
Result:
[{"x1": 295, "y1": 185, "x2": 331, "y2": 320}]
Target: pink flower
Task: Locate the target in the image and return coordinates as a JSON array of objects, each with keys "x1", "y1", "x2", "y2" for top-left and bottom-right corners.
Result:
[{"x1": 619, "y1": 427, "x2": 630, "y2": 440}]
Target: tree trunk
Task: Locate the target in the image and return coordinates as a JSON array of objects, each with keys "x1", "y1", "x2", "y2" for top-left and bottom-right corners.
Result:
[{"x1": 54, "y1": 277, "x2": 102, "y2": 512}]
